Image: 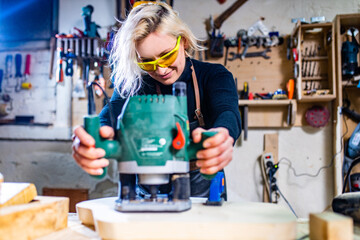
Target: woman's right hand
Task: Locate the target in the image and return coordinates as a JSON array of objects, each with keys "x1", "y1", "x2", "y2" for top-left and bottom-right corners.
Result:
[{"x1": 72, "y1": 125, "x2": 114, "y2": 175}]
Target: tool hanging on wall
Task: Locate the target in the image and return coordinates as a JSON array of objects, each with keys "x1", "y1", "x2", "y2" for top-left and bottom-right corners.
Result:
[
  {"x1": 82, "y1": 5, "x2": 100, "y2": 38},
  {"x1": 72, "y1": 66, "x2": 86, "y2": 98},
  {"x1": 0, "y1": 69, "x2": 3, "y2": 93},
  {"x1": 22, "y1": 54, "x2": 32, "y2": 90},
  {"x1": 56, "y1": 47, "x2": 64, "y2": 83},
  {"x1": 4, "y1": 55, "x2": 13, "y2": 93},
  {"x1": 305, "y1": 105, "x2": 330, "y2": 128},
  {"x1": 227, "y1": 18, "x2": 282, "y2": 61},
  {"x1": 213, "y1": 0, "x2": 248, "y2": 29},
  {"x1": 341, "y1": 27, "x2": 360, "y2": 79},
  {"x1": 14, "y1": 54, "x2": 22, "y2": 92},
  {"x1": 0, "y1": 93, "x2": 12, "y2": 117}
]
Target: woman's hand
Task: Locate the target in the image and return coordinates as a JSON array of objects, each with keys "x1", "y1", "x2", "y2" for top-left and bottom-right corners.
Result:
[
  {"x1": 72, "y1": 125, "x2": 114, "y2": 175},
  {"x1": 192, "y1": 127, "x2": 234, "y2": 175}
]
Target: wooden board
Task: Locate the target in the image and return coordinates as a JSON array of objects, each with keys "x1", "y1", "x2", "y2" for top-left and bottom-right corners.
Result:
[
  {"x1": 263, "y1": 134, "x2": 278, "y2": 203},
  {"x1": 0, "y1": 182, "x2": 37, "y2": 208},
  {"x1": 0, "y1": 196, "x2": 69, "y2": 240},
  {"x1": 309, "y1": 212, "x2": 353, "y2": 240},
  {"x1": 76, "y1": 197, "x2": 296, "y2": 240}
]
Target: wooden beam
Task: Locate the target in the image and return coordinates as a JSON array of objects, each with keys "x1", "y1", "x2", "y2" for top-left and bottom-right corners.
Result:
[
  {"x1": 263, "y1": 133, "x2": 279, "y2": 202},
  {"x1": 310, "y1": 212, "x2": 353, "y2": 240},
  {"x1": 0, "y1": 196, "x2": 69, "y2": 240}
]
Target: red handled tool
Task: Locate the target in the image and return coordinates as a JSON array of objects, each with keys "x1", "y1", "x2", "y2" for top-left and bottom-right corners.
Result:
[
  {"x1": 56, "y1": 47, "x2": 64, "y2": 83},
  {"x1": 22, "y1": 54, "x2": 32, "y2": 89}
]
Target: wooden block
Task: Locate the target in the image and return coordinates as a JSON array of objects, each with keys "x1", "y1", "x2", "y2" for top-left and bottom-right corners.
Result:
[
  {"x1": 0, "y1": 196, "x2": 69, "y2": 240},
  {"x1": 309, "y1": 212, "x2": 353, "y2": 240},
  {"x1": 264, "y1": 133, "x2": 279, "y2": 163},
  {"x1": 263, "y1": 133, "x2": 278, "y2": 203},
  {"x1": 0, "y1": 182, "x2": 37, "y2": 208},
  {"x1": 77, "y1": 197, "x2": 297, "y2": 240}
]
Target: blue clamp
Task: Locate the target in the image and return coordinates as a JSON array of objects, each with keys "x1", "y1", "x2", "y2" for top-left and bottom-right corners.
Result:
[{"x1": 205, "y1": 171, "x2": 225, "y2": 206}]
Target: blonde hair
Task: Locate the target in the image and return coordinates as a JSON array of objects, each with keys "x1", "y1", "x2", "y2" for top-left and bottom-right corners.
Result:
[{"x1": 109, "y1": 3, "x2": 204, "y2": 98}]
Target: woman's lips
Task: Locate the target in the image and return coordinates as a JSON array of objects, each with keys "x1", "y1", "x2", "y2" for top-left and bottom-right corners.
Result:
[{"x1": 157, "y1": 70, "x2": 173, "y2": 79}]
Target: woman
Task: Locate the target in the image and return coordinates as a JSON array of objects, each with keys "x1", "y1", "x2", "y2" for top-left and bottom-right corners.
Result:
[{"x1": 72, "y1": 2, "x2": 241, "y2": 198}]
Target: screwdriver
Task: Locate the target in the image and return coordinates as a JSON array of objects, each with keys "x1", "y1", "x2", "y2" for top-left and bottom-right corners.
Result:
[
  {"x1": 4, "y1": 55, "x2": 13, "y2": 92},
  {"x1": 0, "y1": 69, "x2": 3, "y2": 93},
  {"x1": 15, "y1": 54, "x2": 22, "y2": 92},
  {"x1": 22, "y1": 54, "x2": 32, "y2": 89},
  {"x1": 56, "y1": 47, "x2": 64, "y2": 83}
]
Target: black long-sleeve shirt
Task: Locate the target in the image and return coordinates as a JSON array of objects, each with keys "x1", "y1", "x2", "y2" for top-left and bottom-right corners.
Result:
[{"x1": 99, "y1": 58, "x2": 241, "y2": 142}]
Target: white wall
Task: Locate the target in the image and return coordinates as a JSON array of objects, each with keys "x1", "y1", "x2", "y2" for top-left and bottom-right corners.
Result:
[{"x1": 0, "y1": 0, "x2": 358, "y2": 218}]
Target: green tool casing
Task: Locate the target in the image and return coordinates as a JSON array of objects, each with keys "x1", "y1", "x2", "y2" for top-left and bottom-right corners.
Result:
[{"x1": 84, "y1": 94, "x2": 216, "y2": 179}]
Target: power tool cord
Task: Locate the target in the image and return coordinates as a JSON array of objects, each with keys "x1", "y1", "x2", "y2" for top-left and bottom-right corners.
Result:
[
  {"x1": 276, "y1": 184, "x2": 298, "y2": 218},
  {"x1": 278, "y1": 114, "x2": 348, "y2": 178},
  {"x1": 89, "y1": 81, "x2": 116, "y2": 132},
  {"x1": 260, "y1": 156, "x2": 271, "y2": 199},
  {"x1": 342, "y1": 155, "x2": 360, "y2": 194},
  {"x1": 261, "y1": 159, "x2": 298, "y2": 218}
]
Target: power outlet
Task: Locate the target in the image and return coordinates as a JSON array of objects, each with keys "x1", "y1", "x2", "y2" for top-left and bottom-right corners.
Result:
[{"x1": 262, "y1": 152, "x2": 274, "y2": 168}]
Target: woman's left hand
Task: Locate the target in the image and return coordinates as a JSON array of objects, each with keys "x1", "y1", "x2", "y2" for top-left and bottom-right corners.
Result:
[{"x1": 192, "y1": 127, "x2": 234, "y2": 175}]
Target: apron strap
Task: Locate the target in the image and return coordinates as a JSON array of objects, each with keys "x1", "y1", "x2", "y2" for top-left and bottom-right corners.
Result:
[
  {"x1": 156, "y1": 83, "x2": 161, "y2": 95},
  {"x1": 155, "y1": 60, "x2": 205, "y2": 127},
  {"x1": 190, "y1": 63, "x2": 205, "y2": 127}
]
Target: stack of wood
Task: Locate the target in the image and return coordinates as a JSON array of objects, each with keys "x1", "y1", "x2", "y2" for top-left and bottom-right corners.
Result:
[{"x1": 0, "y1": 174, "x2": 69, "y2": 240}]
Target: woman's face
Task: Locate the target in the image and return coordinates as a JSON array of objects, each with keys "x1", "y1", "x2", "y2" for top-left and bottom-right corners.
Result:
[{"x1": 135, "y1": 32, "x2": 186, "y2": 85}]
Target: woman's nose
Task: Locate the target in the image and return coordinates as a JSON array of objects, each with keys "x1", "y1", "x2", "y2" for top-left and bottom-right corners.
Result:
[{"x1": 156, "y1": 66, "x2": 168, "y2": 75}]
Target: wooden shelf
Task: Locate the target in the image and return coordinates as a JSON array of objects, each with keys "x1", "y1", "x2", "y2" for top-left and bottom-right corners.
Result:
[
  {"x1": 298, "y1": 95, "x2": 336, "y2": 102},
  {"x1": 238, "y1": 99, "x2": 295, "y2": 106},
  {"x1": 302, "y1": 76, "x2": 328, "y2": 81},
  {"x1": 300, "y1": 22, "x2": 333, "y2": 29},
  {"x1": 303, "y1": 56, "x2": 328, "y2": 61},
  {"x1": 342, "y1": 81, "x2": 360, "y2": 87},
  {"x1": 292, "y1": 21, "x2": 336, "y2": 101}
]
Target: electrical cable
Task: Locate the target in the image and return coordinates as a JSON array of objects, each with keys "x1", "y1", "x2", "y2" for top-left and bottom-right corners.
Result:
[
  {"x1": 342, "y1": 155, "x2": 360, "y2": 193},
  {"x1": 260, "y1": 155, "x2": 271, "y2": 200},
  {"x1": 89, "y1": 81, "x2": 116, "y2": 132},
  {"x1": 296, "y1": 234, "x2": 309, "y2": 240},
  {"x1": 278, "y1": 114, "x2": 349, "y2": 178},
  {"x1": 276, "y1": 184, "x2": 298, "y2": 218}
]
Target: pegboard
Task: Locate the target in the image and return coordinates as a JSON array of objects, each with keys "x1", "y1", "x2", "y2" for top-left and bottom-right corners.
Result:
[
  {"x1": 0, "y1": 50, "x2": 72, "y2": 140},
  {"x1": 207, "y1": 37, "x2": 293, "y2": 95}
]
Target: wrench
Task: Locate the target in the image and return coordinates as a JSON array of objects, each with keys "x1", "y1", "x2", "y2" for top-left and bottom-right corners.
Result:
[
  {"x1": 228, "y1": 48, "x2": 271, "y2": 61},
  {"x1": 244, "y1": 48, "x2": 271, "y2": 59}
]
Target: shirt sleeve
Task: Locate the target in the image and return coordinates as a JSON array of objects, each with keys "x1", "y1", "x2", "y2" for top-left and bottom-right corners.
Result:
[
  {"x1": 203, "y1": 64, "x2": 242, "y2": 142},
  {"x1": 99, "y1": 89, "x2": 127, "y2": 128}
]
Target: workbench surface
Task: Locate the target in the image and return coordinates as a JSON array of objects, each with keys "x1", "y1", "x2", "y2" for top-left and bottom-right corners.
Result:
[
  {"x1": 36, "y1": 214, "x2": 360, "y2": 240},
  {"x1": 33, "y1": 197, "x2": 360, "y2": 240}
]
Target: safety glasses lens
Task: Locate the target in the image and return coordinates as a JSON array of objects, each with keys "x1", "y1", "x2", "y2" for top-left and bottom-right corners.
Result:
[{"x1": 137, "y1": 36, "x2": 181, "y2": 71}]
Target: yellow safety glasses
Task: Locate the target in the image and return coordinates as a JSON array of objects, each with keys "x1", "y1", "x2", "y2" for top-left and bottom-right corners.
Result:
[{"x1": 136, "y1": 36, "x2": 181, "y2": 71}]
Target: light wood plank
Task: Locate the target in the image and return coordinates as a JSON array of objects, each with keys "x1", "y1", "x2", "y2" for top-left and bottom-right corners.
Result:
[
  {"x1": 310, "y1": 212, "x2": 353, "y2": 240},
  {"x1": 0, "y1": 182, "x2": 37, "y2": 208},
  {"x1": 0, "y1": 196, "x2": 69, "y2": 240},
  {"x1": 77, "y1": 197, "x2": 296, "y2": 240}
]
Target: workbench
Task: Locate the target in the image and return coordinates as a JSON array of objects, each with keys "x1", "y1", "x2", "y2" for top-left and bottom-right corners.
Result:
[
  {"x1": 36, "y1": 197, "x2": 300, "y2": 240},
  {"x1": 35, "y1": 214, "x2": 360, "y2": 240}
]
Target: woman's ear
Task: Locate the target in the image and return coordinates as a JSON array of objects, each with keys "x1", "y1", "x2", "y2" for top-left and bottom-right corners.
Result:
[{"x1": 183, "y1": 37, "x2": 189, "y2": 50}]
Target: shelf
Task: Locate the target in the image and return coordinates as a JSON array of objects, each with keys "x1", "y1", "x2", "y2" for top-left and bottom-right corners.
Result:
[
  {"x1": 302, "y1": 76, "x2": 328, "y2": 81},
  {"x1": 303, "y1": 56, "x2": 328, "y2": 61},
  {"x1": 293, "y1": 21, "x2": 336, "y2": 102},
  {"x1": 298, "y1": 95, "x2": 336, "y2": 102},
  {"x1": 342, "y1": 81, "x2": 360, "y2": 88},
  {"x1": 238, "y1": 99, "x2": 296, "y2": 106},
  {"x1": 300, "y1": 22, "x2": 333, "y2": 29}
]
